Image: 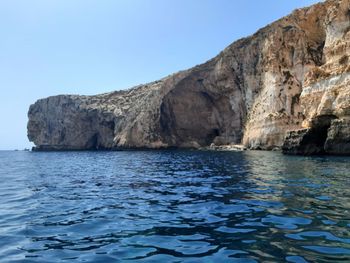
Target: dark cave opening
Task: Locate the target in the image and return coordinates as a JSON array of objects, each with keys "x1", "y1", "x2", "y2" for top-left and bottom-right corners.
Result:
[
  {"x1": 206, "y1": 128, "x2": 221, "y2": 145},
  {"x1": 88, "y1": 133, "x2": 99, "y2": 150},
  {"x1": 302, "y1": 115, "x2": 337, "y2": 154}
]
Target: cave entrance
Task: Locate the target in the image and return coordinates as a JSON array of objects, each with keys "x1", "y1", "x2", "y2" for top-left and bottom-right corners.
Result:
[
  {"x1": 304, "y1": 115, "x2": 337, "y2": 154},
  {"x1": 159, "y1": 88, "x2": 224, "y2": 146},
  {"x1": 88, "y1": 133, "x2": 99, "y2": 150}
]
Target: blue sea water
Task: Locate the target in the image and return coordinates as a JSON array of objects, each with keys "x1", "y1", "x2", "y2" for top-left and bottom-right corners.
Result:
[{"x1": 0, "y1": 150, "x2": 349, "y2": 262}]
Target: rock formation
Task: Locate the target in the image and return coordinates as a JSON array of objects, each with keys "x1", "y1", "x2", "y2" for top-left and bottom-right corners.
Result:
[
  {"x1": 28, "y1": 0, "x2": 350, "y2": 155},
  {"x1": 282, "y1": 0, "x2": 350, "y2": 155}
]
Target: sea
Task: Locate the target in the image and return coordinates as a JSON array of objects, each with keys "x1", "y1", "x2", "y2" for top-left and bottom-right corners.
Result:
[{"x1": 0, "y1": 150, "x2": 349, "y2": 262}]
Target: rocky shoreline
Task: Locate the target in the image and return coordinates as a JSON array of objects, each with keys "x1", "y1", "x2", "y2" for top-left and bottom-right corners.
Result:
[{"x1": 28, "y1": 0, "x2": 350, "y2": 155}]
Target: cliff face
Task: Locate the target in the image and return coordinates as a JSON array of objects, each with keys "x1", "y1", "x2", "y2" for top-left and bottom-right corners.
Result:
[
  {"x1": 282, "y1": 0, "x2": 350, "y2": 155},
  {"x1": 28, "y1": 0, "x2": 350, "y2": 154}
]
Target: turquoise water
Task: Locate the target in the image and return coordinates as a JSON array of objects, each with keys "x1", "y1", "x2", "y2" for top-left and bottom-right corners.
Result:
[{"x1": 0, "y1": 150, "x2": 349, "y2": 262}]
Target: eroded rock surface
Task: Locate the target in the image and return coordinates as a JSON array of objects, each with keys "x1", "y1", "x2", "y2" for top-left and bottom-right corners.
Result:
[
  {"x1": 28, "y1": 0, "x2": 350, "y2": 154},
  {"x1": 283, "y1": 0, "x2": 350, "y2": 155}
]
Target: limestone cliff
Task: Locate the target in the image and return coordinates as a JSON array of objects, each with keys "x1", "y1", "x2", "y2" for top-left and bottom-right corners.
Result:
[
  {"x1": 28, "y1": 0, "x2": 350, "y2": 154},
  {"x1": 282, "y1": 0, "x2": 350, "y2": 155}
]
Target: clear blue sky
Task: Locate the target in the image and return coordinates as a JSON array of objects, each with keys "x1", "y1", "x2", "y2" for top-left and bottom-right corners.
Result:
[{"x1": 0, "y1": 0, "x2": 320, "y2": 150}]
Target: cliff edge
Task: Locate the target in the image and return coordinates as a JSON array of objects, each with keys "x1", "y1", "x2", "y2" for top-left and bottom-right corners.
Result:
[{"x1": 28, "y1": 0, "x2": 350, "y2": 154}]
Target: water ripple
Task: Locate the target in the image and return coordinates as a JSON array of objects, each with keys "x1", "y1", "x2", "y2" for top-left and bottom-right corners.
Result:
[{"x1": 0, "y1": 150, "x2": 349, "y2": 262}]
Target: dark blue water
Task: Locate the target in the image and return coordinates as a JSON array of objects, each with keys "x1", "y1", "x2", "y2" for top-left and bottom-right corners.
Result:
[{"x1": 0, "y1": 150, "x2": 349, "y2": 262}]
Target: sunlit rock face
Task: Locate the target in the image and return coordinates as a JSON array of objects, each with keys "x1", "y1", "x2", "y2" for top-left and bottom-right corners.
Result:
[
  {"x1": 283, "y1": 0, "x2": 350, "y2": 155},
  {"x1": 28, "y1": 0, "x2": 350, "y2": 154}
]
